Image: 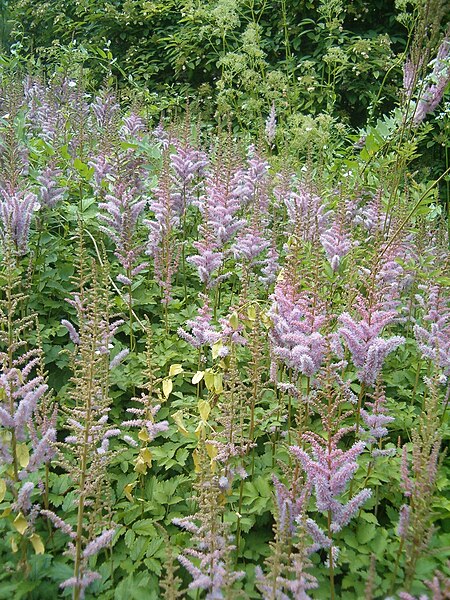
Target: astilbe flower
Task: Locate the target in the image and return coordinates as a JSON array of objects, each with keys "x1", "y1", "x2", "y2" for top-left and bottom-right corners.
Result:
[
  {"x1": 145, "y1": 159, "x2": 181, "y2": 304},
  {"x1": 119, "y1": 112, "x2": 147, "y2": 140},
  {"x1": 373, "y1": 241, "x2": 412, "y2": 307},
  {"x1": 187, "y1": 234, "x2": 225, "y2": 288},
  {"x1": 152, "y1": 122, "x2": 171, "y2": 149},
  {"x1": 0, "y1": 253, "x2": 51, "y2": 472},
  {"x1": 36, "y1": 166, "x2": 67, "y2": 208},
  {"x1": 256, "y1": 476, "x2": 331, "y2": 600},
  {"x1": 0, "y1": 350, "x2": 48, "y2": 445},
  {"x1": 121, "y1": 327, "x2": 169, "y2": 450},
  {"x1": 47, "y1": 250, "x2": 125, "y2": 598},
  {"x1": 36, "y1": 164, "x2": 67, "y2": 208},
  {"x1": 360, "y1": 382, "x2": 394, "y2": 444},
  {"x1": 0, "y1": 185, "x2": 39, "y2": 255},
  {"x1": 351, "y1": 190, "x2": 385, "y2": 233},
  {"x1": 91, "y1": 91, "x2": 120, "y2": 128},
  {"x1": 403, "y1": 55, "x2": 424, "y2": 98},
  {"x1": 397, "y1": 376, "x2": 443, "y2": 589},
  {"x1": 230, "y1": 145, "x2": 270, "y2": 210},
  {"x1": 89, "y1": 153, "x2": 114, "y2": 194},
  {"x1": 0, "y1": 248, "x2": 56, "y2": 547},
  {"x1": 196, "y1": 166, "x2": 246, "y2": 247},
  {"x1": 320, "y1": 219, "x2": 353, "y2": 271},
  {"x1": 268, "y1": 279, "x2": 327, "y2": 377},
  {"x1": 232, "y1": 222, "x2": 270, "y2": 265},
  {"x1": 281, "y1": 179, "x2": 331, "y2": 241},
  {"x1": 188, "y1": 157, "x2": 254, "y2": 287},
  {"x1": 173, "y1": 455, "x2": 244, "y2": 599},
  {"x1": 265, "y1": 102, "x2": 277, "y2": 146},
  {"x1": 98, "y1": 182, "x2": 148, "y2": 284},
  {"x1": 217, "y1": 309, "x2": 247, "y2": 356},
  {"x1": 178, "y1": 294, "x2": 221, "y2": 349},
  {"x1": 413, "y1": 33, "x2": 450, "y2": 125},
  {"x1": 232, "y1": 150, "x2": 271, "y2": 269},
  {"x1": 414, "y1": 284, "x2": 450, "y2": 377},
  {"x1": 169, "y1": 141, "x2": 208, "y2": 215},
  {"x1": 290, "y1": 430, "x2": 371, "y2": 534},
  {"x1": 259, "y1": 242, "x2": 280, "y2": 286},
  {"x1": 24, "y1": 77, "x2": 62, "y2": 143},
  {"x1": 338, "y1": 296, "x2": 404, "y2": 386}
]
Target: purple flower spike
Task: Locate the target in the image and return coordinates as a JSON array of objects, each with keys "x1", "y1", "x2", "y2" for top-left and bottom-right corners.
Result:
[
  {"x1": 338, "y1": 296, "x2": 404, "y2": 386},
  {"x1": 0, "y1": 186, "x2": 39, "y2": 255},
  {"x1": 290, "y1": 432, "x2": 371, "y2": 533}
]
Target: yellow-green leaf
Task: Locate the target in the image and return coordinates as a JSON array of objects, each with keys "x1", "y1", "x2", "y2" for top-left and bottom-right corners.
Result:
[
  {"x1": 140, "y1": 448, "x2": 152, "y2": 466},
  {"x1": 0, "y1": 479, "x2": 6, "y2": 503},
  {"x1": 229, "y1": 311, "x2": 239, "y2": 329},
  {"x1": 138, "y1": 428, "x2": 150, "y2": 442},
  {"x1": 162, "y1": 378, "x2": 173, "y2": 399},
  {"x1": 247, "y1": 305, "x2": 257, "y2": 321},
  {"x1": 13, "y1": 512, "x2": 28, "y2": 535},
  {"x1": 195, "y1": 421, "x2": 206, "y2": 439},
  {"x1": 172, "y1": 411, "x2": 190, "y2": 436},
  {"x1": 198, "y1": 400, "x2": 211, "y2": 422},
  {"x1": 16, "y1": 444, "x2": 29, "y2": 468},
  {"x1": 134, "y1": 457, "x2": 147, "y2": 474},
  {"x1": 169, "y1": 364, "x2": 183, "y2": 377},
  {"x1": 30, "y1": 533, "x2": 44, "y2": 555},
  {"x1": 212, "y1": 341, "x2": 223, "y2": 360},
  {"x1": 204, "y1": 370, "x2": 215, "y2": 390},
  {"x1": 192, "y1": 370, "x2": 204, "y2": 385},
  {"x1": 213, "y1": 373, "x2": 223, "y2": 393},
  {"x1": 193, "y1": 449, "x2": 201, "y2": 473},
  {"x1": 205, "y1": 442, "x2": 218, "y2": 460},
  {"x1": 124, "y1": 482, "x2": 136, "y2": 501},
  {"x1": 11, "y1": 537, "x2": 18, "y2": 553}
]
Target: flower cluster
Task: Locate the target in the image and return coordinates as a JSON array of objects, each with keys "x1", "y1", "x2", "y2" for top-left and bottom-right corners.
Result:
[
  {"x1": 269, "y1": 279, "x2": 327, "y2": 377},
  {"x1": 338, "y1": 296, "x2": 404, "y2": 385},
  {"x1": 290, "y1": 431, "x2": 371, "y2": 533}
]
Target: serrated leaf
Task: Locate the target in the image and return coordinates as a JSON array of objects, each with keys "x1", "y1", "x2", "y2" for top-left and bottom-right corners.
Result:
[
  {"x1": 124, "y1": 529, "x2": 135, "y2": 549},
  {"x1": 13, "y1": 512, "x2": 28, "y2": 535},
  {"x1": 132, "y1": 519, "x2": 156, "y2": 536},
  {"x1": 356, "y1": 522, "x2": 376, "y2": 545},
  {"x1": 169, "y1": 364, "x2": 183, "y2": 377},
  {"x1": 29, "y1": 533, "x2": 44, "y2": 554},
  {"x1": 192, "y1": 370, "x2": 204, "y2": 384},
  {"x1": 162, "y1": 378, "x2": 173, "y2": 399}
]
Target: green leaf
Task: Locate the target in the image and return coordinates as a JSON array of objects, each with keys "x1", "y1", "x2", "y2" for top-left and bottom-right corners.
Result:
[
  {"x1": 357, "y1": 522, "x2": 376, "y2": 545},
  {"x1": 132, "y1": 519, "x2": 156, "y2": 536}
]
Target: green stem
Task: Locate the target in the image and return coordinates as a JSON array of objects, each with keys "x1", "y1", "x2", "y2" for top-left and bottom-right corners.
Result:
[{"x1": 327, "y1": 510, "x2": 335, "y2": 600}]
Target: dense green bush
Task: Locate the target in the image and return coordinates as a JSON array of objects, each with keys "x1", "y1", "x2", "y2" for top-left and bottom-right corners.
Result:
[{"x1": 2, "y1": 0, "x2": 426, "y2": 124}]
